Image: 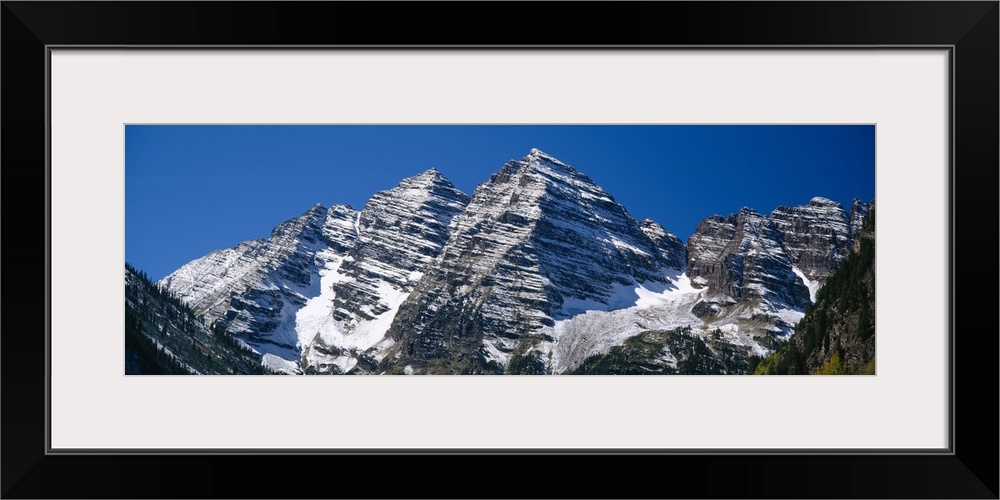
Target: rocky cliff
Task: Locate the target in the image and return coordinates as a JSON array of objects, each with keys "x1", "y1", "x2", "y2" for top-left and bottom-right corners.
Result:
[
  {"x1": 160, "y1": 204, "x2": 356, "y2": 362},
  {"x1": 297, "y1": 169, "x2": 470, "y2": 374},
  {"x1": 155, "y1": 149, "x2": 871, "y2": 375},
  {"x1": 381, "y1": 149, "x2": 687, "y2": 374},
  {"x1": 755, "y1": 209, "x2": 876, "y2": 375}
]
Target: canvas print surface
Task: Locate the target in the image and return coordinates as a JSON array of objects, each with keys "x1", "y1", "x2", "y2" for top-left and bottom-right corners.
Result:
[{"x1": 125, "y1": 125, "x2": 875, "y2": 375}]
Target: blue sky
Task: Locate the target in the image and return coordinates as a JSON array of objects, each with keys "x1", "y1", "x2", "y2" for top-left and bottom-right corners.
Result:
[{"x1": 126, "y1": 125, "x2": 875, "y2": 280}]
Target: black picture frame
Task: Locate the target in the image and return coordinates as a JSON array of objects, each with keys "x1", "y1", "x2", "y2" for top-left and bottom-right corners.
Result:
[{"x1": 2, "y1": 2, "x2": 996, "y2": 498}]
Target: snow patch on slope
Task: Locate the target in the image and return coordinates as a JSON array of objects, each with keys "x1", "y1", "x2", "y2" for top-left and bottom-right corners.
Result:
[
  {"x1": 295, "y1": 247, "x2": 411, "y2": 373},
  {"x1": 295, "y1": 248, "x2": 350, "y2": 351},
  {"x1": 792, "y1": 266, "x2": 820, "y2": 303},
  {"x1": 543, "y1": 271, "x2": 706, "y2": 373},
  {"x1": 262, "y1": 353, "x2": 302, "y2": 374}
]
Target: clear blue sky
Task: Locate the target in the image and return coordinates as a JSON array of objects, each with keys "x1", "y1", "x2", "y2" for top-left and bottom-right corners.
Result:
[{"x1": 126, "y1": 125, "x2": 875, "y2": 280}]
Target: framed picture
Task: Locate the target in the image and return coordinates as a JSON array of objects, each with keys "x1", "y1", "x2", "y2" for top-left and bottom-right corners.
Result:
[{"x1": 3, "y1": 2, "x2": 996, "y2": 498}]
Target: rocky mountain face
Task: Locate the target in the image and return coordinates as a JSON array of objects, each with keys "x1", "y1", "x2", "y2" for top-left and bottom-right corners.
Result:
[
  {"x1": 298, "y1": 169, "x2": 470, "y2": 374},
  {"x1": 160, "y1": 169, "x2": 470, "y2": 374},
  {"x1": 153, "y1": 149, "x2": 871, "y2": 375},
  {"x1": 685, "y1": 197, "x2": 870, "y2": 351},
  {"x1": 159, "y1": 204, "x2": 352, "y2": 361},
  {"x1": 755, "y1": 209, "x2": 876, "y2": 375},
  {"x1": 771, "y1": 197, "x2": 857, "y2": 282},
  {"x1": 687, "y1": 207, "x2": 812, "y2": 309},
  {"x1": 849, "y1": 198, "x2": 871, "y2": 239},
  {"x1": 382, "y1": 149, "x2": 687, "y2": 374},
  {"x1": 640, "y1": 219, "x2": 687, "y2": 270}
]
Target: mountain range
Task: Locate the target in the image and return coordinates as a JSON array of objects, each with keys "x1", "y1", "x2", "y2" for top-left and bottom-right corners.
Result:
[{"x1": 142, "y1": 148, "x2": 872, "y2": 375}]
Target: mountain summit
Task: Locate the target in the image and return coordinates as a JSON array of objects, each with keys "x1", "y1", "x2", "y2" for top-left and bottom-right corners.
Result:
[
  {"x1": 383, "y1": 149, "x2": 687, "y2": 374},
  {"x1": 154, "y1": 149, "x2": 871, "y2": 375},
  {"x1": 298, "y1": 168, "x2": 470, "y2": 373}
]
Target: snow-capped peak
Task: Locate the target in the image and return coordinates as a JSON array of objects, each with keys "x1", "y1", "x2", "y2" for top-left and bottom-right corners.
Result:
[
  {"x1": 808, "y1": 196, "x2": 841, "y2": 208},
  {"x1": 414, "y1": 166, "x2": 441, "y2": 178},
  {"x1": 524, "y1": 148, "x2": 575, "y2": 171},
  {"x1": 528, "y1": 147, "x2": 553, "y2": 159},
  {"x1": 155, "y1": 149, "x2": 870, "y2": 377},
  {"x1": 396, "y1": 167, "x2": 459, "y2": 193}
]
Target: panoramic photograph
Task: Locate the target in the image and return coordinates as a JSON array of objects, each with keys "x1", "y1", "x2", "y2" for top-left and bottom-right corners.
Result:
[{"x1": 125, "y1": 125, "x2": 875, "y2": 375}]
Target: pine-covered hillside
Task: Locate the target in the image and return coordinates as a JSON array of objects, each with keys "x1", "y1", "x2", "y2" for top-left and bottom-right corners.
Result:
[
  {"x1": 754, "y1": 209, "x2": 875, "y2": 375},
  {"x1": 125, "y1": 263, "x2": 271, "y2": 375}
]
